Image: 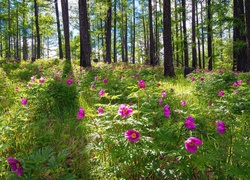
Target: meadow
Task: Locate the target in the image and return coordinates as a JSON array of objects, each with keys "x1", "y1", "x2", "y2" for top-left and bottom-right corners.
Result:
[{"x1": 0, "y1": 58, "x2": 250, "y2": 179}]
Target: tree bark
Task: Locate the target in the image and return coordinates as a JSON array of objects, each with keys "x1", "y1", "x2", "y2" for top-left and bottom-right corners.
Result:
[
  {"x1": 246, "y1": 0, "x2": 250, "y2": 71},
  {"x1": 34, "y1": 0, "x2": 41, "y2": 59},
  {"x1": 207, "y1": 0, "x2": 212, "y2": 70},
  {"x1": 163, "y1": 0, "x2": 175, "y2": 77},
  {"x1": 113, "y1": 0, "x2": 117, "y2": 63},
  {"x1": 61, "y1": 0, "x2": 71, "y2": 61},
  {"x1": 55, "y1": 0, "x2": 63, "y2": 59},
  {"x1": 192, "y1": 0, "x2": 197, "y2": 68},
  {"x1": 149, "y1": 0, "x2": 155, "y2": 66},
  {"x1": 182, "y1": 0, "x2": 188, "y2": 67},
  {"x1": 79, "y1": 0, "x2": 91, "y2": 67},
  {"x1": 105, "y1": 0, "x2": 112, "y2": 63}
]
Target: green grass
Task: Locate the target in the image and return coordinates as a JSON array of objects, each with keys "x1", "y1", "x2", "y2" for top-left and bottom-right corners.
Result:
[{"x1": 0, "y1": 58, "x2": 250, "y2": 179}]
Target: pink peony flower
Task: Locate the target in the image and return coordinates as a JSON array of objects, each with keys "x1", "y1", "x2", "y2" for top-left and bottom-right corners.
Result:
[
  {"x1": 7, "y1": 157, "x2": 24, "y2": 176},
  {"x1": 191, "y1": 77, "x2": 195, "y2": 82},
  {"x1": 91, "y1": 84, "x2": 95, "y2": 89},
  {"x1": 21, "y1": 98, "x2": 28, "y2": 105},
  {"x1": 184, "y1": 116, "x2": 196, "y2": 130},
  {"x1": 77, "y1": 107, "x2": 85, "y2": 119},
  {"x1": 125, "y1": 129, "x2": 140, "y2": 142},
  {"x1": 103, "y1": 78, "x2": 108, "y2": 83},
  {"x1": 237, "y1": 80, "x2": 242, "y2": 85},
  {"x1": 163, "y1": 104, "x2": 171, "y2": 118},
  {"x1": 158, "y1": 98, "x2": 163, "y2": 104},
  {"x1": 219, "y1": 90, "x2": 224, "y2": 97},
  {"x1": 185, "y1": 137, "x2": 202, "y2": 153},
  {"x1": 181, "y1": 100, "x2": 186, "y2": 106},
  {"x1": 118, "y1": 104, "x2": 133, "y2": 118},
  {"x1": 98, "y1": 107, "x2": 104, "y2": 114},
  {"x1": 216, "y1": 121, "x2": 226, "y2": 134},
  {"x1": 66, "y1": 78, "x2": 74, "y2": 86},
  {"x1": 39, "y1": 76, "x2": 44, "y2": 84},
  {"x1": 99, "y1": 90, "x2": 105, "y2": 96},
  {"x1": 161, "y1": 90, "x2": 166, "y2": 97},
  {"x1": 138, "y1": 80, "x2": 146, "y2": 88}
]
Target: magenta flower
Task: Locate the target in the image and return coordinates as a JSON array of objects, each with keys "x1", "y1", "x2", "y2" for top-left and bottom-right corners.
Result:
[
  {"x1": 163, "y1": 104, "x2": 171, "y2": 118},
  {"x1": 77, "y1": 107, "x2": 85, "y2": 119},
  {"x1": 185, "y1": 137, "x2": 202, "y2": 153},
  {"x1": 21, "y1": 98, "x2": 28, "y2": 105},
  {"x1": 219, "y1": 90, "x2": 224, "y2": 97},
  {"x1": 39, "y1": 76, "x2": 44, "y2": 84},
  {"x1": 66, "y1": 78, "x2": 74, "y2": 86},
  {"x1": 125, "y1": 129, "x2": 140, "y2": 142},
  {"x1": 98, "y1": 107, "x2": 104, "y2": 114},
  {"x1": 184, "y1": 116, "x2": 196, "y2": 130},
  {"x1": 216, "y1": 121, "x2": 226, "y2": 134},
  {"x1": 31, "y1": 76, "x2": 36, "y2": 82},
  {"x1": 99, "y1": 90, "x2": 105, "y2": 96},
  {"x1": 94, "y1": 76, "x2": 98, "y2": 81},
  {"x1": 200, "y1": 77, "x2": 204, "y2": 81},
  {"x1": 118, "y1": 104, "x2": 133, "y2": 118},
  {"x1": 158, "y1": 98, "x2": 163, "y2": 104},
  {"x1": 103, "y1": 78, "x2": 108, "y2": 83},
  {"x1": 232, "y1": 82, "x2": 238, "y2": 87},
  {"x1": 181, "y1": 100, "x2": 186, "y2": 106},
  {"x1": 138, "y1": 80, "x2": 146, "y2": 88},
  {"x1": 91, "y1": 84, "x2": 95, "y2": 89},
  {"x1": 191, "y1": 77, "x2": 195, "y2": 82},
  {"x1": 237, "y1": 80, "x2": 242, "y2": 84},
  {"x1": 161, "y1": 90, "x2": 166, "y2": 97},
  {"x1": 7, "y1": 157, "x2": 24, "y2": 176}
]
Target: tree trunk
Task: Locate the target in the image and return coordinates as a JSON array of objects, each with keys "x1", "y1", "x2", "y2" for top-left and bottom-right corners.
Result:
[
  {"x1": 22, "y1": 0, "x2": 28, "y2": 60},
  {"x1": 105, "y1": 0, "x2": 112, "y2": 63},
  {"x1": 132, "y1": 0, "x2": 136, "y2": 64},
  {"x1": 163, "y1": 0, "x2": 175, "y2": 77},
  {"x1": 207, "y1": 0, "x2": 212, "y2": 70},
  {"x1": 55, "y1": 0, "x2": 63, "y2": 59},
  {"x1": 196, "y1": 1, "x2": 201, "y2": 68},
  {"x1": 233, "y1": 0, "x2": 247, "y2": 72},
  {"x1": 113, "y1": 0, "x2": 117, "y2": 63},
  {"x1": 149, "y1": 0, "x2": 155, "y2": 66},
  {"x1": 79, "y1": 0, "x2": 91, "y2": 67},
  {"x1": 61, "y1": 0, "x2": 71, "y2": 61},
  {"x1": 201, "y1": 2, "x2": 205, "y2": 69},
  {"x1": 34, "y1": 0, "x2": 41, "y2": 59},
  {"x1": 191, "y1": 0, "x2": 197, "y2": 68},
  {"x1": 182, "y1": 0, "x2": 188, "y2": 67},
  {"x1": 7, "y1": 0, "x2": 11, "y2": 57},
  {"x1": 246, "y1": 0, "x2": 250, "y2": 71}
]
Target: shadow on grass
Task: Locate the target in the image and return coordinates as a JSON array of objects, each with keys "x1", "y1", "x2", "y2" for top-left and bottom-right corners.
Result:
[{"x1": 21, "y1": 60, "x2": 90, "y2": 179}]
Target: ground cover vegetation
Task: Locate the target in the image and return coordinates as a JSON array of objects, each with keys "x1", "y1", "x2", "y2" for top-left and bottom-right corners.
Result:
[{"x1": 0, "y1": 58, "x2": 250, "y2": 179}]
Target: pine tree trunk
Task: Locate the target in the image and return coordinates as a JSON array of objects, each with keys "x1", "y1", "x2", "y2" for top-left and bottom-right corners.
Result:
[
  {"x1": 55, "y1": 0, "x2": 63, "y2": 59},
  {"x1": 149, "y1": 0, "x2": 155, "y2": 66},
  {"x1": 34, "y1": 0, "x2": 40, "y2": 59},
  {"x1": 200, "y1": 2, "x2": 205, "y2": 69},
  {"x1": 113, "y1": 0, "x2": 117, "y2": 63},
  {"x1": 163, "y1": 0, "x2": 175, "y2": 77},
  {"x1": 246, "y1": 0, "x2": 250, "y2": 71},
  {"x1": 79, "y1": 0, "x2": 91, "y2": 67},
  {"x1": 61, "y1": 0, "x2": 71, "y2": 61},
  {"x1": 182, "y1": 0, "x2": 188, "y2": 67},
  {"x1": 105, "y1": 0, "x2": 112, "y2": 63},
  {"x1": 192, "y1": 0, "x2": 197, "y2": 68},
  {"x1": 196, "y1": 1, "x2": 201, "y2": 68},
  {"x1": 207, "y1": 0, "x2": 212, "y2": 70}
]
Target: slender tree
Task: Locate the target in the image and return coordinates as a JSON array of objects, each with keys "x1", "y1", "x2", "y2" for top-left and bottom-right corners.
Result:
[
  {"x1": 233, "y1": 0, "x2": 247, "y2": 71},
  {"x1": 182, "y1": 0, "x2": 188, "y2": 67},
  {"x1": 34, "y1": 0, "x2": 41, "y2": 59},
  {"x1": 191, "y1": 0, "x2": 197, "y2": 68},
  {"x1": 79, "y1": 0, "x2": 91, "y2": 67},
  {"x1": 163, "y1": 0, "x2": 175, "y2": 77},
  {"x1": 149, "y1": 0, "x2": 155, "y2": 66},
  {"x1": 61, "y1": 0, "x2": 71, "y2": 61},
  {"x1": 55, "y1": 0, "x2": 63, "y2": 59},
  {"x1": 207, "y1": 0, "x2": 212, "y2": 70},
  {"x1": 113, "y1": 0, "x2": 117, "y2": 63},
  {"x1": 105, "y1": 0, "x2": 112, "y2": 63},
  {"x1": 246, "y1": 0, "x2": 250, "y2": 71}
]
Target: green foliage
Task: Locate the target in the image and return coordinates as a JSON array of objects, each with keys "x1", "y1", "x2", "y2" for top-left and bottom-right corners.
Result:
[{"x1": 1, "y1": 59, "x2": 250, "y2": 179}]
